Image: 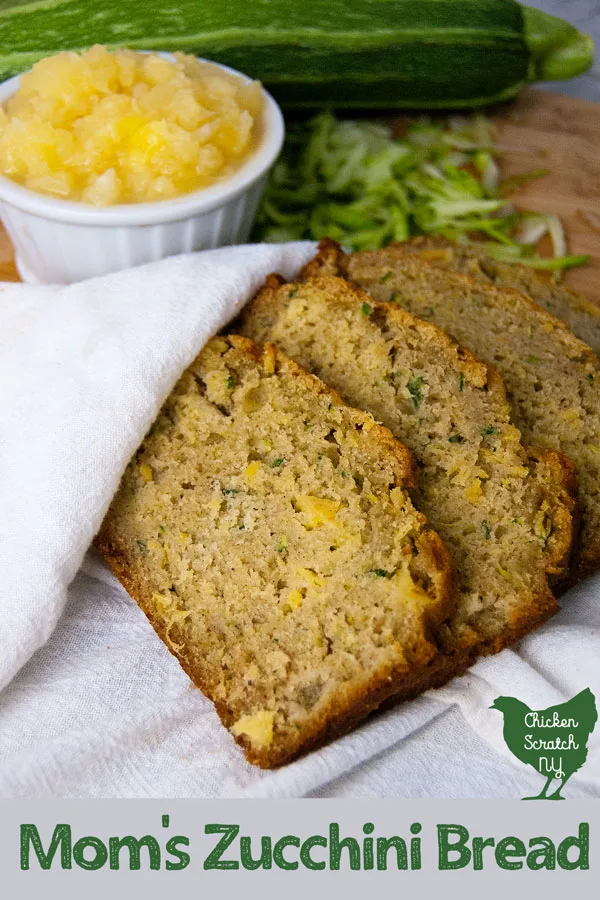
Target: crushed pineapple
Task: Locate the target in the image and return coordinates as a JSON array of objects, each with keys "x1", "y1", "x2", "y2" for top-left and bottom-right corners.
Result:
[
  {"x1": 296, "y1": 495, "x2": 341, "y2": 527},
  {"x1": 139, "y1": 463, "x2": 154, "y2": 483},
  {"x1": 262, "y1": 344, "x2": 277, "y2": 375},
  {"x1": 285, "y1": 589, "x2": 304, "y2": 611},
  {"x1": 151, "y1": 591, "x2": 190, "y2": 648},
  {"x1": 392, "y1": 567, "x2": 431, "y2": 604},
  {"x1": 243, "y1": 460, "x2": 261, "y2": 483},
  {"x1": 296, "y1": 567, "x2": 327, "y2": 587},
  {"x1": 0, "y1": 45, "x2": 263, "y2": 205},
  {"x1": 231, "y1": 710, "x2": 274, "y2": 747},
  {"x1": 465, "y1": 478, "x2": 484, "y2": 503}
]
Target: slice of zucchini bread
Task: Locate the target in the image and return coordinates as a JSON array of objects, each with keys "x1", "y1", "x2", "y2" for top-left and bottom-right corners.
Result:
[
  {"x1": 239, "y1": 276, "x2": 574, "y2": 660},
  {"x1": 96, "y1": 334, "x2": 454, "y2": 768},
  {"x1": 303, "y1": 240, "x2": 598, "y2": 580},
  {"x1": 386, "y1": 235, "x2": 600, "y2": 355}
]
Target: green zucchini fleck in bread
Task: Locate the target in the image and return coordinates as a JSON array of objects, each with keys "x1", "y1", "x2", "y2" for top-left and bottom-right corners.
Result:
[{"x1": 96, "y1": 334, "x2": 454, "y2": 767}]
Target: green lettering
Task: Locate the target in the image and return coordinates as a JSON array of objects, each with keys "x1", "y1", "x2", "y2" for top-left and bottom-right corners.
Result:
[
  {"x1": 438, "y1": 825, "x2": 471, "y2": 870},
  {"x1": 363, "y1": 823, "x2": 375, "y2": 871},
  {"x1": 495, "y1": 837, "x2": 526, "y2": 870},
  {"x1": 300, "y1": 835, "x2": 326, "y2": 871},
  {"x1": 204, "y1": 824, "x2": 239, "y2": 870},
  {"x1": 240, "y1": 836, "x2": 272, "y2": 870},
  {"x1": 363, "y1": 838, "x2": 374, "y2": 870},
  {"x1": 73, "y1": 836, "x2": 108, "y2": 871},
  {"x1": 166, "y1": 836, "x2": 191, "y2": 871},
  {"x1": 273, "y1": 836, "x2": 299, "y2": 871},
  {"x1": 376, "y1": 837, "x2": 408, "y2": 870},
  {"x1": 20, "y1": 824, "x2": 71, "y2": 871},
  {"x1": 557, "y1": 824, "x2": 589, "y2": 870},
  {"x1": 410, "y1": 837, "x2": 421, "y2": 870},
  {"x1": 527, "y1": 837, "x2": 556, "y2": 870},
  {"x1": 108, "y1": 835, "x2": 161, "y2": 870},
  {"x1": 330, "y1": 823, "x2": 360, "y2": 870},
  {"x1": 472, "y1": 836, "x2": 495, "y2": 870}
]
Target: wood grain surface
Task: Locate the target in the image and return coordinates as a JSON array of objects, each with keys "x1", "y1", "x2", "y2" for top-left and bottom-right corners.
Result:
[
  {"x1": 0, "y1": 89, "x2": 598, "y2": 301},
  {"x1": 492, "y1": 89, "x2": 600, "y2": 302}
]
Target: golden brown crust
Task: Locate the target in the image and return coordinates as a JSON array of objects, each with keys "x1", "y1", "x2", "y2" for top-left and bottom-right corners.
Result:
[
  {"x1": 412, "y1": 529, "x2": 457, "y2": 627},
  {"x1": 386, "y1": 255, "x2": 599, "y2": 582},
  {"x1": 526, "y1": 446, "x2": 579, "y2": 588},
  {"x1": 380, "y1": 586, "x2": 559, "y2": 709},
  {"x1": 307, "y1": 239, "x2": 600, "y2": 369},
  {"x1": 97, "y1": 523, "x2": 464, "y2": 769},
  {"x1": 98, "y1": 521, "x2": 455, "y2": 772},
  {"x1": 249, "y1": 271, "x2": 492, "y2": 392},
  {"x1": 300, "y1": 237, "x2": 349, "y2": 280},
  {"x1": 394, "y1": 234, "x2": 600, "y2": 335},
  {"x1": 95, "y1": 532, "x2": 437, "y2": 768},
  {"x1": 241, "y1": 264, "x2": 572, "y2": 693},
  {"x1": 303, "y1": 239, "x2": 598, "y2": 580},
  {"x1": 384, "y1": 238, "x2": 596, "y2": 583},
  {"x1": 96, "y1": 333, "x2": 456, "y2": 768},
  {"x1": 244, "y1": 268, "x2": 574, "y2": 567}
]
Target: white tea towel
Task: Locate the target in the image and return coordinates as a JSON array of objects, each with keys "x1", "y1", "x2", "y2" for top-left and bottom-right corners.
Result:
[
  {"x1": 0, "y1": 242, "x2": 315, "y2": 693},
  {"x1": 1, "y1": 557, "x2": 598, "y2": 798},
  {"x1": 0, "y1": 241, "x2": 599, "y2": 799}
]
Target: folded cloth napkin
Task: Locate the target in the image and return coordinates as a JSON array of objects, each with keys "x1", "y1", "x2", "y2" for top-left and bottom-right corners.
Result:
[
  {"x1": 1, "y1": 242, "x2": 599, "y2": 799},
  {"x1": 0, "y1": 242, "x2": 315, "y2": 692}
]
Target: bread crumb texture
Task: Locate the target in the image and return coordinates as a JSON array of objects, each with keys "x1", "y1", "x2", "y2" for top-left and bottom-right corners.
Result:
[
  {"x1": 303, "y1": 240, "x2": 596, "y2": 580},
  {"x1": 394, "y1": 235, "x2": 600, "y2": 357},
  {"x1": 239, "y1": 273, "x2": 573, "y2": 659},
  {"x1": 97, "y1": 334, "x2": 454, "y2": 767}
]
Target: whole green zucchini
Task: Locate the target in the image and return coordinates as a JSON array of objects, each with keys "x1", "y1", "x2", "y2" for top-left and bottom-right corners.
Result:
[{"x1": 0, "y1": 0, "x2": 592, "y2": 107}]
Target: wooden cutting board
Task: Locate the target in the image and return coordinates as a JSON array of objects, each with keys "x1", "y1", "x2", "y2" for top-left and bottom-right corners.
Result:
[
  {"x1": 491, "y1": 89, "x2": 600, "y2": 302},
  {"x1": 0, "y1": 89, "x2": 598, "y2": 301}
]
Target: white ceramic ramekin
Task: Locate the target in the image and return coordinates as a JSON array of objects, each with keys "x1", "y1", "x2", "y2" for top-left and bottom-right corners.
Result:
[{"x1": 0, "y1": 58, "x2": 284, "y2": 284}]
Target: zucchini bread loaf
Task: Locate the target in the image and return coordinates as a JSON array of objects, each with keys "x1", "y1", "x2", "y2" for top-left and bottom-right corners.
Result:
[
  {"x1": 238, "y1": 275, "x2": 574, "y2": 660},
  {"x1": 97, "y1": 334, "x2": 454, "y2": 767},
  {"x1": 303, "y1": 239, "x2": 598, "y2": 580},
  {"x1": 386, "y1": 235, "x2": 600, "y2": 355}
]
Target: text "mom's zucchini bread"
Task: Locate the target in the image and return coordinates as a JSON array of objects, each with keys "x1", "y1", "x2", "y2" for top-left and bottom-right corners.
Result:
[
  {"x1": 239, "y1": 275, "x2": 574, "y2": 662},
  {"x1": 97, "y1": 334, "x2": 454, "y2": 767},
  {"x1": 304, "y1": 239, "x2": 598, "y2": 580}
]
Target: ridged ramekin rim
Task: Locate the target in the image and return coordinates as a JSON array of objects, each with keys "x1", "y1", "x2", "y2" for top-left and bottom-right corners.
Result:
[{"x1": 0, "y1": 54, "x2": 284, "y2": 226}]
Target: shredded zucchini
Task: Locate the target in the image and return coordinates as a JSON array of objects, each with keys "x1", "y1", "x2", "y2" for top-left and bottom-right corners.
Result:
[
  {"x1": 253, "y1": 112, "x2": 588, "y2": 273},
  {"x1": 406, "y1": 375, "x2": 425, "y2": 409}
]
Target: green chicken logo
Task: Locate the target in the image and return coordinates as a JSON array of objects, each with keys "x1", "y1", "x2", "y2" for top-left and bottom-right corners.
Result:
[{"x1": 491, "y1": 688, "x2": 597, "y2": 800}]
